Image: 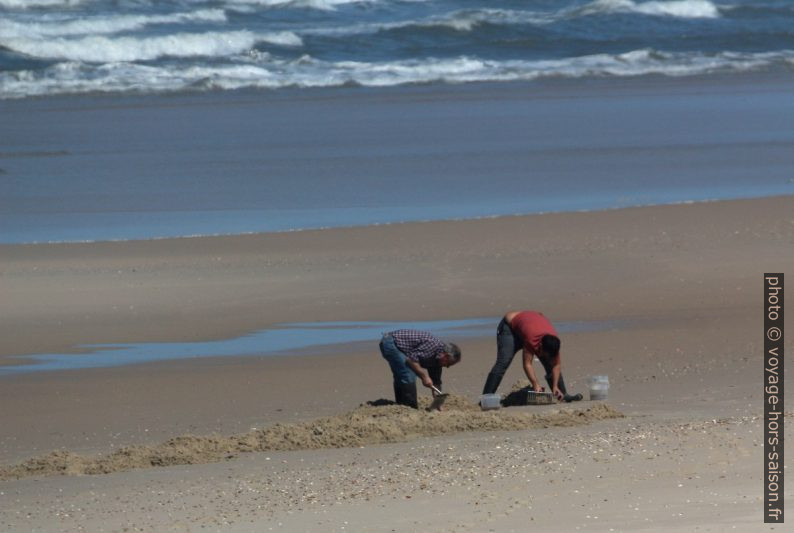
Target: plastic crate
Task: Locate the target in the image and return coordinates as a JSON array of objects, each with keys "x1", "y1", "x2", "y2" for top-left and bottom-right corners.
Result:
[{"x1": 524, "y1": 390, "x2": 554, "y2": 405}]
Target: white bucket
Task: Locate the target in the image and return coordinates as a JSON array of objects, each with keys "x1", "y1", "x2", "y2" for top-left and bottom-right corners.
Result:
[
  {"x1": 480, "y1": 393, "x2": 501, "y2": 410},
  {"x1": 588, "y1": 375, "x2": 610, "y2": 401}
]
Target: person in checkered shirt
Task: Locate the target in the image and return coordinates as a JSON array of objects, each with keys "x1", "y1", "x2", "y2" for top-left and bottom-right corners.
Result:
[{"x1": 379, "y1": 329, "x2": 461, "y2": 409}]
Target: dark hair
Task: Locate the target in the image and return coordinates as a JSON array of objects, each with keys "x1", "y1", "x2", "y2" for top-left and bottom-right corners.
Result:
[
  {"x1": 541, "y1": 335, "x2": 560, "y2": 358},
  {"x1": 444, "y1": 342, "x2": 461, "y2": 362}
]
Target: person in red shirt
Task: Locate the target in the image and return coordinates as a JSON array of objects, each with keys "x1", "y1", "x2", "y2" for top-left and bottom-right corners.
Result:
[{"x1": 482, "y1": 310, "x2": 579, "y2": 402}]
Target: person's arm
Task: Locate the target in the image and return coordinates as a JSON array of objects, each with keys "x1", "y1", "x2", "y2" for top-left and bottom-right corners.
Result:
[
  {"x1": 522, "y1": 349, "x2": 543, "y2": 392},
  {"x1": 405, "y1": 359, "x2": 434, "y2": 388},
  {"x1": 425, "y1": 364, "x2": 442, "y2": 390},
  {"x1": 549, "y1": 355, "x2": 562, "y2": 400}
]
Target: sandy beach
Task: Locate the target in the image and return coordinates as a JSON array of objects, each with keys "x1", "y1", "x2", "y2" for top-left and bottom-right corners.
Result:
[
  {"x1": 0, "y1": 195, "x2": 791, "y2": 531},
  {"x1": 2, "y1": 0, "x2": 793, "y2": 529}
]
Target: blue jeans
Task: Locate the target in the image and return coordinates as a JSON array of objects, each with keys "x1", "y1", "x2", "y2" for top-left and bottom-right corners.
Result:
[{"x1": 379, "y1": 334, "x2": 416, "y2": 386}]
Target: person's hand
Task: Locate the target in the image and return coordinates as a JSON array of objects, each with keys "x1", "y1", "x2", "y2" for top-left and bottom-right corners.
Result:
[
  {"x1": 532, "y1": 383, "x2": 544, "y2": 393},
  {"x1": 553, "y1": 387, "x2": 563, "y2": 401},
  {"x1": 421, "y1": 375, "x2": 434, "y2": 388}
]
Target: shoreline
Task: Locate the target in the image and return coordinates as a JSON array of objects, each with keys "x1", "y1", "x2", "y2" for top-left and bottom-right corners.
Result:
[
  {"x1": 5, "y1": 68, "x2": 794, "y2": 106},
  {"x1": 2, "y1": 195, "x2": 791, "y2": 360},
  {"x1": 4, "y1": 193, "x2": 792, "y2": 246}
]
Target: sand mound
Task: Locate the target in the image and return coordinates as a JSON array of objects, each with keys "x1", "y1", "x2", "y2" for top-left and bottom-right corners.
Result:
[
  {"x1": 0, "y1": 396, "x2": 622, "y2": 480},
  {"x1": 418, "y1": 393, "x2": 481, "y2": 411}
]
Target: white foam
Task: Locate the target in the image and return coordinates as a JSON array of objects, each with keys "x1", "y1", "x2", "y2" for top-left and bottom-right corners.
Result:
[
  {"x1": 418, "y1": 9, "x2": 556, "y2": 32},
  {"x1": 0, "y1": 10, "x2": 228, "y2": 39},
  {"x1": 0, "y1": 0, "x2": 86, "y2": 8},
  {"x1": 634, "y1": 0, "x2": 720, "y2": 18},
  {"x1": 575, "y1": 0, "x2": 721, "y2": 19},
  {"x1": 2, "y1": 30, "x2": 302, "y2": 62},
  {"x1": 0, "y1": 0, "x2": 374, "y2": 9},
  {"x1": 223, "y1": 0, "x2": 382, "y2": 12},
  {"x1": 3, "y1": 48, "x2": 793, "y2": 99},
  {"x1": 297, "y1": 0, "x2": 715, "y2": 40},
  {"x1": 317, "y1": 49, "x2": 790, "y2": 86}
]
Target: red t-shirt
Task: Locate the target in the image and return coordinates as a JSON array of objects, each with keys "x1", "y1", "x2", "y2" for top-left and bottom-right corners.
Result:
[{"x1": 509, "y1": 311, "x2": 557, "y2": 355}]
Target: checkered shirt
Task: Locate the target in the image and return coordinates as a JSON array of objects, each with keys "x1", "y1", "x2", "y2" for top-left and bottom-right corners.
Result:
[{"x1": 388, "y1": 329, "x2": 445, "y2": 363}]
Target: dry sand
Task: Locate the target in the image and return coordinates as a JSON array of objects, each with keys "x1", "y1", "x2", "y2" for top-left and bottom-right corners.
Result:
[{"x1": 0, "y1": 196, "x2": 792, "y2": 531}]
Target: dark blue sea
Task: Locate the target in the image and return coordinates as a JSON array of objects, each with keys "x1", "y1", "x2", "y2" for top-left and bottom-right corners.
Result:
[
  {"x1": 2, "y1": 0, "x2": 794, "y2": 97},
  {"x1": 1, "y1": 0, "x2": 793, "y2": 243}
]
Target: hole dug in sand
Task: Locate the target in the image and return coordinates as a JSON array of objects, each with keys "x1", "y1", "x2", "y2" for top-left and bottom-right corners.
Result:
[{"x1": 0, "y1": 395, "x2": 622, "y2": 480}]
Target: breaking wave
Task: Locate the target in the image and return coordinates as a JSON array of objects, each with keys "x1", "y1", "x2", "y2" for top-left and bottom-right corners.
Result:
[
  {"x1": 3, "y1": 48, "x2": 793, "y2": 99},
  {"x1": 2, "y1": 0, "x2": 790, "y2": 99},
  {"x1": 0, "y1": 9, "x2": 227, "y2": 39},
  {"x1": 303, "y1": 1, "x2": 722, "y2": 38},
  {"x1": 0, "y1": 0, "x2": 88, "y2": 8},
  {"x1": 573, "y1": 0, "x2": 721, "y2": 19},
  {"x1": 2, "y1": 31, "x2": 302, "y2": 63}
]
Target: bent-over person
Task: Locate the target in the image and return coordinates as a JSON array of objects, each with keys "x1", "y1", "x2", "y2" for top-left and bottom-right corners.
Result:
[
  {"x1": 379, "y1": 329, "x2": 461, "y2": 408},
  {"x1": 482, "y1": 310, "x2": 575, "y2": 401}
]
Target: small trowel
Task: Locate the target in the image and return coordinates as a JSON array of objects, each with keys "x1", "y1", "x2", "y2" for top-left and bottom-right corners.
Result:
[{"x1": 429, "y1": 385, "x2": 449, "y2": 411}]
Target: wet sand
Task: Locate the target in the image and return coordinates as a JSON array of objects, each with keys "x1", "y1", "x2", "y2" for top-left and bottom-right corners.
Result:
[{"x1": 0, "y1": 195, "x2": 792, "y2": 531}]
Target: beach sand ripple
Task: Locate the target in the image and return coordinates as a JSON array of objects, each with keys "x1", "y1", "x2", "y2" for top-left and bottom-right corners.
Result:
[{"x1": 0, "y1": 397, "x2": 622, "y2": 480}]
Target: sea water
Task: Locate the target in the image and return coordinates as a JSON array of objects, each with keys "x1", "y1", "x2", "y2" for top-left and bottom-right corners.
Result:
[
  {"x1": 0, "y1": 317, "x2": 623, "y2": 375},
  {"x1": 2, "y1": 0, "x2": 794, "y2": 98},
  {"x1": 1, "y1": 0, "x2": 794, "y2": 243}
]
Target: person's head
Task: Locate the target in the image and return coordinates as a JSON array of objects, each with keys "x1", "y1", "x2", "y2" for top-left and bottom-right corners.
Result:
[
  {"x1": 540, "y1": 335, "x2": 561, "y2": 360},
  {"x1": 439, "y1": 342, "x2": 461, "y2": 368}
]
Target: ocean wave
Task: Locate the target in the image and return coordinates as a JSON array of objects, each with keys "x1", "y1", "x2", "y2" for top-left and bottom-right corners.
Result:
[
  {"x1": 572, "y1": 0, "x2": 721, "y2": 19},
  {"x1": 721, "y1": 1, "x2": 794, "y2": 16},
  {"x1": 0, "y1": 10, "x2": 227, "y2": 39},
  {"x1": 300, "y1": 8, "x2": 557, "y2": 40},
  {"x1": 0, "y1": 0, "x2": 379, "y2": 10},
  {"x1": 324, "y1": 49, "x2": 792, "y2": 85},
  {"x1": 405, "y1": 9, "x2": 556, "y2": 32},
  {"x1": 299, "y1": 1, "x2": 719, "y2": 40},
  {"x1": 1, "y1": 31, "x2": 302, "y2": 62},
  {"x1": 3, "y1": 48, "x2": 792, "y2": 99},
  {"x1": 224, "y1": 0, "x2": 376, "y2": 10},
  {"x1": 0, "y1": 0, "x2": 87, "y2": 8},
  {"x1": 0, "y1": 0, "x2": 389, "y2": 13},
  {"x1": 0, "y1": 0, "x2": 726, "y2": 19}
]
